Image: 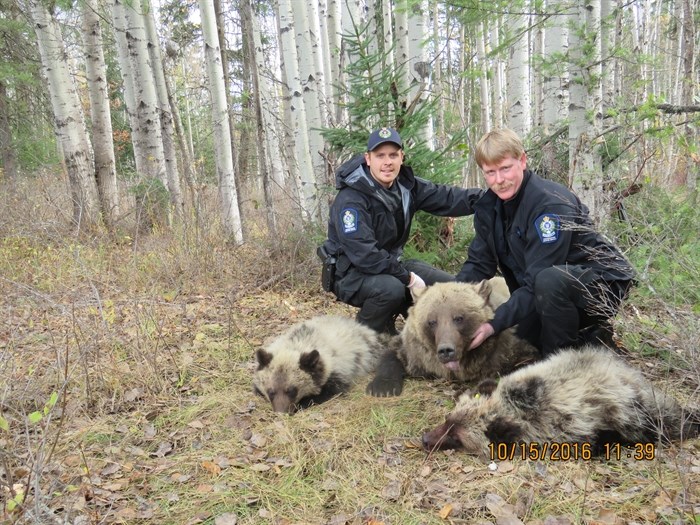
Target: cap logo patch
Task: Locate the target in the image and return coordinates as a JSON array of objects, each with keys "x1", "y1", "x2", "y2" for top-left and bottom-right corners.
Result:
[
  {"x1": 535, "y1": 214, "x2": 560, "y2": 243},
  {"x1": 378, "y1": 128, "x2": 392, "y2": 138},
  {"x1": 342, "y1": 208, "x2": 358, "y2": 234}
]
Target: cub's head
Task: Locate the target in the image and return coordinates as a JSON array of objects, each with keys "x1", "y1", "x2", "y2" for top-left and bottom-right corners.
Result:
[
  {"x1": 422, "y1": 381, "x2": 524, "y2": 460},
  {"x1": 252, "y1": 348, "x2": 325, "y2": 414},
  {"x1": 409, "y1": 281, "x2": 494, "y2": 372}
]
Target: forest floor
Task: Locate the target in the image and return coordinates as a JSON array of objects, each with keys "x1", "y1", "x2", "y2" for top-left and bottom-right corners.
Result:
[{"x1": 1, "y1": 204, "x2": 699, "y2": 524}]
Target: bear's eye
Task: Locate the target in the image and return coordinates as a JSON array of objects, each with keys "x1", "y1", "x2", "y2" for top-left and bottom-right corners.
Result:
[
  {"x1": 285, "y1": 387, "x2": 298, "y2": 399},
  {"x1": 453, "y1": 315, "x2": 464, "y2": 324},
  {"x1": 266, "y1": 388, "x2": 277, "y2": 398},
  {"x1": 427, "y1": 319, "x2": 437, "y2": 329}
]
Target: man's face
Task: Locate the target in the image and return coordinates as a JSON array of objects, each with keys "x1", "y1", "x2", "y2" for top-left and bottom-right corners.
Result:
[
  {"x1": 481, "y1": 153, "x2": 527, "y2": 201},
  {"x1": 364, "y1": 144, "x2": 403, "y2": 188}
]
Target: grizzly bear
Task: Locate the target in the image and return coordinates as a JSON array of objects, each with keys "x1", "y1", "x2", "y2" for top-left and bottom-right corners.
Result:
[
  {"x1": 422, "y1": 346, "x2": 700, "y2": 459},
  {"x1": 366, "y1": 279, "x2": 540, "y2": 397},
  {"x1": 253, "y1": 315, "x2": 382, "y2": 413}
]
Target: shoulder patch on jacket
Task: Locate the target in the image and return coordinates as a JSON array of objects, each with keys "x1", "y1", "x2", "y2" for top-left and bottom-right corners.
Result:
[
  {"x1": 534, "y1": 214, "x2": 560, "y2": 243},
  {"x1": 341, "y1": 208, "x2": 359, "y2": 234}
]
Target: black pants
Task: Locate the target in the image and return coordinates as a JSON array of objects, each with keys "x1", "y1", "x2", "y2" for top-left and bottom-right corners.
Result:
[
  {"x1": 515, "y1": 265, "x2": 632, "y2": 356},
  {"x1": 334, "y1": 259, "x2": 454, "y2": 334}
]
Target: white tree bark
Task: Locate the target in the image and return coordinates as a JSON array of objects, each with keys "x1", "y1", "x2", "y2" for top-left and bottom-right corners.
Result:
[
  {"x1": 506, "y1": 6, "x2": 531, "y2": 136},
  {"x1": 542, "y1": 6, "x2": 569, "y2": 134},
  {"x1": 318, "y1": 0, "x2": 336, "y2": 125},
  {"x1": 325, "y1": 0, "x2": 342, "y2": 125},
  {"x1": 296, "y1": 0, "x2": 329, "y2": 183},
  {"x1": 407, "y1": 0, "x2": 434, "y2": 147},
  {"x1": 276, "y1": 0, "x2": 319, "y2": 223},
  {"x1": 569, "y1": 0, "x2": 604, "y2": 223},
  {"x1": 200, "y1": 0, "x2": 244, "y2": 243},
  {"x1": 144, "y1": 3, "x2": 184, "y2": 217},
  {"x1": 394, "y1": 0, "x2": 410, "y2": 93},
  {"x1": 82, "y1": 0, "x2": 119, "y2": 228},
  {"x1": 30, "y1": 0, "x2": 101, "y2": 230},
  {"x1": 490, "y1": 19, "x2": 504, "y2": 128},
  {"x1": 477, "y1": 22, "x2": 491, "y2": 133}
]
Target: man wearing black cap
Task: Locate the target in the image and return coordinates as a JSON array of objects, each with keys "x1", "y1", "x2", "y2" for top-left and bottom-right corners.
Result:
[{"x1": 319, "y1": 127, "x2": 483, "y2": 334}]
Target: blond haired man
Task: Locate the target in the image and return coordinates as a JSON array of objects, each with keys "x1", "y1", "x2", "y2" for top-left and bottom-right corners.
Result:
[{"x1": 457, "y1": 128, "x2": 635, "y2": 355}]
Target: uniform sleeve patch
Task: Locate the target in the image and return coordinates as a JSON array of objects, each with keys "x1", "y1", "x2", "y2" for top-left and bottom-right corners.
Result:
[
  {"x1": 341, "y1": 208, "x2": 359, "y2": 234},
  {"x1": 534, "y1": 214, "x2": 560, "y2": 243}
]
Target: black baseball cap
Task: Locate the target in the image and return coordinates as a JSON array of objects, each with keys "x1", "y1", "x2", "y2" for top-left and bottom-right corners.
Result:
[{"x1": 367, "y1": 127, "x2": 402, "y2": 151}]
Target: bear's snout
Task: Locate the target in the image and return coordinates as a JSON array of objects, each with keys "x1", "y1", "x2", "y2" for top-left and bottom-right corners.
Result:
[{"x1": 437, "y1": 344, "x2": 457, "y2": 362}]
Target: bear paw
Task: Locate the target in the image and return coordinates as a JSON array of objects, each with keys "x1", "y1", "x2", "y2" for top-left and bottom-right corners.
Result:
[{"x1": 366, "y1": 375, "x2": 404, "y2": 397}]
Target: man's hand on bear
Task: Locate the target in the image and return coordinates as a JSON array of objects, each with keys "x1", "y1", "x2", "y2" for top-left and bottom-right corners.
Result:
[
  {"x1": 469, "y1": 322, "x2": 495, "y2": 350},
  {"x1": 407, "y1": 272, "x2": 426, "y2": 300}
]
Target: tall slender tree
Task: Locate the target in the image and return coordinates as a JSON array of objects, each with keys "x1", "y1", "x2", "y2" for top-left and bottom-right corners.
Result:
[
  {"x1": 29, "y1": 0, "x2": 101, "y2": 231},
  {"x1": 199, "y1": 0, "x2": 243, "y2": 243},
  {"x1": 82, "y1": 0, "x2": 120, "y2": 228}
]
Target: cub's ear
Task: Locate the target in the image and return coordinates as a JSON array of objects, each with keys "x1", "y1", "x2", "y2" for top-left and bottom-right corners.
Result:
[
  {"x1": 476, "y1": 378, "x2": 498, "y2": 397},
  {"x1": 485, "y1": 416, "x2": 524, "y2": 445},
  {"x1": 299, "y1": 349, "x2": 321, "y2": 372},
  {"x1": 256, "y1": 348, "x2": 273, "y2": 369},
  {"x1": 475, "y1": 279, "x2": 492, "y2": 303}
]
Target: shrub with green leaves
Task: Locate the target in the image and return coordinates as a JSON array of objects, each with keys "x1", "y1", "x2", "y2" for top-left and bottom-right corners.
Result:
[{"x1": 609, "y1": 186, "x2": 700, "y2": 312}]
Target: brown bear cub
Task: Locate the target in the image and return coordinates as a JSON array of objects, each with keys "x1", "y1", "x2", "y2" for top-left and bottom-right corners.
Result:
[
  {"x1": 253, "y1": 315, "x2": 382, "y2": 414},
  {"x1": 422, "y1": 346, "x2": 700, "y2": 459},
  {"x1": 367, "y1": 279, "x2": 540, "y2": 397}
]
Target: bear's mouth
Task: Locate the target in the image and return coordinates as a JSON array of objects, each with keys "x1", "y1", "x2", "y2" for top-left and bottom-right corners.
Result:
[{"x1": 443, "y1": 361, "x2": 460, "y2": 371}]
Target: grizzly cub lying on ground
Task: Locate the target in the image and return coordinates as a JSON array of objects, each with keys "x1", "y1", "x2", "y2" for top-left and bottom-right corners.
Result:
[
  {"x1": 422, "y1": 346, "x2": 700, "y2": 459},
  {"x1": 367, "y1": 279, "x2": 540, "y2": 397}
]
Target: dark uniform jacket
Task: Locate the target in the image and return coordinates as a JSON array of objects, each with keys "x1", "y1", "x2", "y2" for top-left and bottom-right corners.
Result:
[
  {"x1": 456, "y1": 170, "x2": 635, "y2": 334},
  {"x1": 322, "y1": 154, "x2": 482, "y2": 296}
]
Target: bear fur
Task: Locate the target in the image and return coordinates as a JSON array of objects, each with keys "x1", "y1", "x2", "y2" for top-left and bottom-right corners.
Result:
[
  {"x1": 253, "y1": 315, "x2": 383, "y2": 413},
  {"x1": 367, "y1": 279, "x2": 540, "y2": 397},
  {"x1": 422, "y1": 346, "x2": 700, "y2": 459}
]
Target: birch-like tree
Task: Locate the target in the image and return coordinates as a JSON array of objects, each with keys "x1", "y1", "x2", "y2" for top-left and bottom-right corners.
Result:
[
  {"x1": 144, "y1": 2, "x2": 184, "y2": 217},
  {"x1": 506, "y1": 2, "x2": 531, "y2": 136},
  {"x1": 569, "y1": 0, "x2": 604, "y2": 222},
  {"x1": 29, "y1": 0, "x2": 101, "y2": 230},
  {"x1": 82, "y1": 0, "x2": 119, "y2": 228},
  {"x1": 276, "y1": 0, "x2": 318, "y2": 223}
]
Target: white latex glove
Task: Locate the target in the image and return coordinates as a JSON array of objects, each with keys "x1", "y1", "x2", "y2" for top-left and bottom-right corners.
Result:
[{"x1": 407, "y1": 272, "x2": 426, "y2": 300}]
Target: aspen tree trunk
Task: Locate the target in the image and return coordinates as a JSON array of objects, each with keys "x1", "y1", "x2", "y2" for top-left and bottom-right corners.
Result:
[
  {"x1": 299, "y1": 0, "x2": 331, "y2": 186},
  {"x1": 277, "y1": 0, "x2": 319, "y2": 224},
  {"x1": 569, "y1": 0, "x2": 604, "y2": 223},
  {"x1": 477, "y1": 22, "x2": 491, "y2": 133},
  {"x1": 431, "y1": 0, "x2": 444, "y2": 147},
  {"x1": 506, "y1": 7, "x2": 531, "y2": 136},
  {"x1": 82, "y1": 0, "x2": 120, "y2": 229},
  {"x1": 144, "y1": 4, "x2": 184, "y2": 218},
  {"x1": 30, "y1": 0, "x2": 101, "y2": 231},
  {"x1": 340, "y1": 0, "x2": 362, "y2": 124},
  {"x1": 325, "y1": 0, "x2": 342, "y2": 126},
  {"x1": 318, "y1": 0, "x2": 337, "y2": 125},
  {"x1": 542, "y1": 4, "x2": 568, "y2": 178},
  {"x1": 407, "y1": 0, "x2": 433, "y2": 147},
  {"x1": 490, "y1": 21, "x2": 504, "y2": 128},
  {"x1": 394, "y1": 0, "x2": 410, "y2": 93},
  {"x1": 680, "y1": 0, "x2": 697, "y2": 191},
  {"x1": 200, "y1": 0, "x2": 244, "y2": 243},
  {"x1": 241, "y1": 0, "x2": 279, "y2": 236},
  {"x1": 117, "y1": 0, "x2": 170, "y2": 230}
]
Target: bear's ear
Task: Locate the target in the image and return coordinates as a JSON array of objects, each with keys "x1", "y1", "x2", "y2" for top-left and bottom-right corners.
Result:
[
  {"x1": 412, "y1": 285, "x2": 427, "y2": 300},
  {"x1": 299, "y1": 349, "x2": 322, "y2": 373},
  {"x1": 256, "y1": 349, "x2": 273, "y2": 369},
  {"x1": 475, "y1": 279, "x2": 492, "y2": 303},
  {"x1": 485, "y1": 416, "x2": 524, "y2": 444},
  {"x1": 476, "y1": 378, "x2": 498, "y2": 397}
]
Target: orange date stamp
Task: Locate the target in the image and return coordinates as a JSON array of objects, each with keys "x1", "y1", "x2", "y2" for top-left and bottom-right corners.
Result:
[
  {"x1": 488, "y1": 442, "x2": 656, "y2": 461},
  {"x1": 489, "y1": 441, "x2": 593, "y2": 461}
]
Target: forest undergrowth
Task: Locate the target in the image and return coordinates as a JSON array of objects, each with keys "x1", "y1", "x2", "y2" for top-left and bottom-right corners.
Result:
[{"x1": 1, "y1": 177, "x2": 699, "y2": 525}]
